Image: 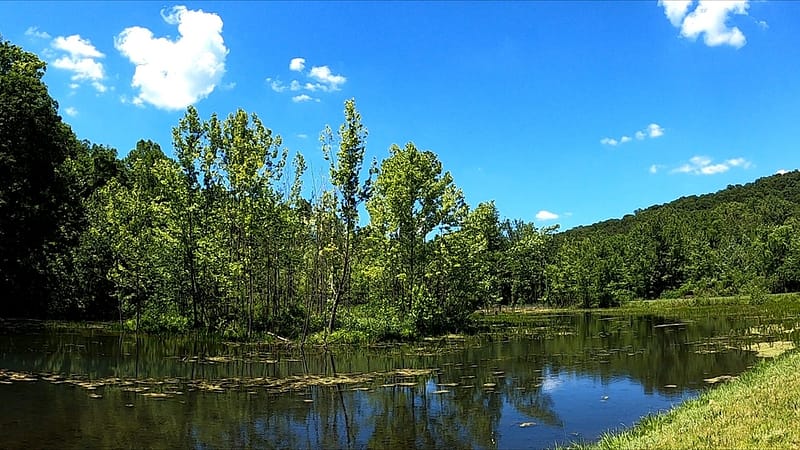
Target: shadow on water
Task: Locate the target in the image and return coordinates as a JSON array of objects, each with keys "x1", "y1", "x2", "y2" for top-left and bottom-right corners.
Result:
[{"x1": 1, "y1": 307, "x2": 799, "y2": 449}]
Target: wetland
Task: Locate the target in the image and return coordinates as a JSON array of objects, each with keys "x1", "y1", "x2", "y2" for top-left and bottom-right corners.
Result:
[{"x1": 2, "y1": 299, "x2": 799, "y2": 449}]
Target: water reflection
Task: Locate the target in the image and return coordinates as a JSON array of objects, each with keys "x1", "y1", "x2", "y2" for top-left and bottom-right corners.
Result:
[{"x1": 0, "y1": 310, "x2": 797, "y2": 449}]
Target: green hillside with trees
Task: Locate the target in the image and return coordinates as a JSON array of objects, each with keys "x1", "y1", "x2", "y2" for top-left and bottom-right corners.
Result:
[{"x1": 3, "y1": 37, "x2": 800, "y2": 342}]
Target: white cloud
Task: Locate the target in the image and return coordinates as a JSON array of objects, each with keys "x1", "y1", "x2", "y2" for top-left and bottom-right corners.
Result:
[
  {"x1": 292, "y1": 94, "x2": 316, "y2": 103},
  {"x1": 602, "y1": 123, "x2": 664, "y2": 147},
  {"x1": 649, "y1": 164, "x2": 662, "y2": 174},
  {"x1": 296, "y1": 133, "x2": 308, "y2": 139},
  {"x1": 115, "y1": 5, "x2": 228, "y2": 110},
  {"x1": 308, "y1": 65, "x2": 346, "y2": 91},
  {"x1": 648, "y1": 123, "x2": 664, "y2": 138},
  {"x1": 600, "y1": 137, "x2": 618, "y2": 146},
  {"x1": 63, "y1": 107, "x2": 78, "y2": 117},
  {"x1": 50, "y1": 34, "x2": 107, "y2": 92},
  {"x1": 660, "y1": 0, "x2": 750, "y2": 49},
  {"x1": 536, "y1": 210, "x2": 559, "y2": 221},
  {"x1": 776, "y1": 169, "x2": 789, "y2": 175},
  {"x1": 268, "y1": 59, "x2": 347, "y2": 102},
  {"x1": 757, "y1": 20, "x2": 769, "y2": 30},
  {"x1": 670, "y1": 155, "x2": 751, "y2": 175},
  {"x1": 52, "y1": 35, "x2": 103, "y2": 58},
  {"x1": 659, "y1": 0, "x2": 693, "y2": 27},
  {"x1": 289, "y1": 57, "x2": 305, "y2": 72},
  {"x1": 267, "y1": 78, "x2": 287, "y2": 92},
  {"x1": 25, "y1": 26, "x2": 50, "y2": 39}
]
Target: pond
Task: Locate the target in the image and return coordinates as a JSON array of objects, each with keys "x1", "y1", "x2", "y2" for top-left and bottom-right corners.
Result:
[{"x1": 1, "y1": 306, "x2": 799, "y2": 449}]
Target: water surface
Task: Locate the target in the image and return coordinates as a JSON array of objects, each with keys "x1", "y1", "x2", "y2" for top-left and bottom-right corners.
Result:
[{"x1": 1, "y1": 309, "x2": 797, "y2": 449}]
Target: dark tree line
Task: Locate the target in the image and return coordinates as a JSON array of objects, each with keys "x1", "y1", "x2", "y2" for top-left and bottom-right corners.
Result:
[{"x1": 2, "y1": 38, "x2": 799, "y2": 340}]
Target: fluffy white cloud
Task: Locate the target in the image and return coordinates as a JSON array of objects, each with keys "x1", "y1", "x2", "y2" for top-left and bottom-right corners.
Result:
[
  {"x1": 63, "y1": 107, "x2": 78, "y2": 117},
  {"x1": 308, "y1": 65, "x2": 346, "y2": 91},
  {"x1": 660, "y1": 0, "x2": 750, "y2": 49},
  {"x1": 671, "y1": 155, "x2": 751, "y2": 175},
  {"x1": 659, "y1": 0, "x2": 693, "y2": 27},
  {"x1": 292, "y1": 94, "x2": 316, "y2": 103},
  {"x1": 536, "y1": 210, "x2": 559, "y2": 221},
  {"x1": 115, "y1": 5, "x2": 228, "y2": 110},
  {"x1": 52, "y1": 35, "x2": 103, "y2": 58},
  {"x1": 648, "y1": 123, "x2": 664, "y2": 138},
  {"x1": 602, "y1": 123, "x2": 664, "y2": 147},
  {"x1": 25, "y1": 26, "x2": 50, "y2": 39},
  {"x1": 289, "y1": 57, "x2": 305, "y2": 72},
  {"x1": 50, "y1": 34, "x2": 107, "y2": 92}
]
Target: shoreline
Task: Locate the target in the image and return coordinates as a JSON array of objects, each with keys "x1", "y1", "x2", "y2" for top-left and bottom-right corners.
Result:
[{"x1": 573, "y1": 350, "x2": 800, "y2": 449}]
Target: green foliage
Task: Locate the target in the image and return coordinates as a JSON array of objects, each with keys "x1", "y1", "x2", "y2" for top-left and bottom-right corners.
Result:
[
  {"x1": 0, "y1": 38, "x2": 79, "y2": 316},
  {"x1": 6, "y1": 35, "x2": 800, "y2": 339}
]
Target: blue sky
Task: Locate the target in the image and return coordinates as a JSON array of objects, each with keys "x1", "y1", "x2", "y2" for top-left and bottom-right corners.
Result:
[{"x1": 2, "y1": 1, "x2": 799, "y2": 229}]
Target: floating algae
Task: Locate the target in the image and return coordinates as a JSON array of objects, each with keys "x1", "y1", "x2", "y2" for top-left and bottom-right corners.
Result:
[{"x1": 749, "y1": 341, "x2": 795, "y2": 358}]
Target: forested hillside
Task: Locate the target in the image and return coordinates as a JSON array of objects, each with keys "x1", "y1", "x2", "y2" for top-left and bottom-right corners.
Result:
[
  {"x1": 2, "y1": 37, "x2": 799, "y2": 341},
  {"x1": 550, "y1": 171, "x2": 800, "y2": 306}
]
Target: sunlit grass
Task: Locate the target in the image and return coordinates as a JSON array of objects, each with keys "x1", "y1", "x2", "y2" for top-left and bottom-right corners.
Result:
[{"x1": 572, "y1": 350, "x2": 800, "y2": 449}]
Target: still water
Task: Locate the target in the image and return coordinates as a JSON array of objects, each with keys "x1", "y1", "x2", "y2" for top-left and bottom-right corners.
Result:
[{"x1": 1, "y1": 309, "x2": 798, "y2": 449}]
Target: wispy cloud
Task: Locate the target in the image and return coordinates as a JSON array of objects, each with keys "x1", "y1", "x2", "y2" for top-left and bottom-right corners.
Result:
[
  {"x1": 115, "y1": 5, "x2": 228, "y2": 110},
  {"x1": 292, "y1": 94, "x2": 317, "y2": 103},
  {"x1": 600, "y1": 137, "x2": 619, "y2": 146},
  {"x1": 535, "y1": 210, "x2": 559, "y2": 221},
  {"x1": 659, "y1": 0, "x2": 750, "y2": 49},
  {"x1": 268, "y1": 57, "x2": 347, "y2": 103},
  {"x1": 601, "y1": 123, "x2": 664, "y2": 147},
  {"x1": 63, "y1": 106, "x2": 78, "y2": 117},
  {"x1": 50, "y1": 34, "x2": 107, "y2": 93},
  {"x1": 670, "y1": 155, "x2": 752, "y2": 175},
  {"x1": 25, "y1": 26, "x2": 50, "y2": 39}
]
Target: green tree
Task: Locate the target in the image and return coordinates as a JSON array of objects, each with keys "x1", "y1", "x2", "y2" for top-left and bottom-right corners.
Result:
[
  {"x1": 366, "y1": 142, "x2": 466, "y2": 329},
  {"x1": 0, "y1": 38, "x2": 78, "y2": 316},
  {"x1": 320, "y1": 98, "x2": 374, "y2": 332}
]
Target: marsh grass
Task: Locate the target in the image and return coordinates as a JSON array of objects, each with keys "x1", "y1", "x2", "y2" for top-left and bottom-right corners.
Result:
[{"x1": 572, "y1": 350, "x2": 800, "y2": 449}]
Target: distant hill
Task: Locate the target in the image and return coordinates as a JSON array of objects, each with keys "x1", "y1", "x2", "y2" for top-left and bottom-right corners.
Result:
[
  {"x1": 545, "y1": 170, "x2": 800, "y2": 306},
  {"x1": 564, "y1": 170, "x2": 800, "y2": 239}
]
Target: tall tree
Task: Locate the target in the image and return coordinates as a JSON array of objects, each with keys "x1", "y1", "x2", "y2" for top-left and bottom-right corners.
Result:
[
  {"x1": 0, "y1": 38, "x2": 77, "y2": 316},
  {"x1": 320, "y1": 99, "x2": 374, "y2": 332},
  {"x1": 367, "y1": 142, "x2": 466, "y2": 315}
]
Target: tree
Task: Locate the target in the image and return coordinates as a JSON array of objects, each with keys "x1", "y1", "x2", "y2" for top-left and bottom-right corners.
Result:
[
  {"x1": 0, "y1": 38, "x2": 77, "y2": 316},
  {"x1": 366, "y1": 142, "x2": 466, "y2": 321},
  {"x1": 320, "y1": 99, "x2": 374, "y2": 332}
]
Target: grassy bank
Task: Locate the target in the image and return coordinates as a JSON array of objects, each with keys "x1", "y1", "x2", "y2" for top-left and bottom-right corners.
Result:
[
  {"x1": 575, "y1": 350, "x2": 800, "y2": 449},
  {"x1": 478, "y1": 292, "x2": 800, "y2": 324}
]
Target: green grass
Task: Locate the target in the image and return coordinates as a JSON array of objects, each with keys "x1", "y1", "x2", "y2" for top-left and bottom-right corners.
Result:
[
  {"x1": 572, "y1": 350, "x2": 800, "y2": 449},
  {"x1": 477, "y1": 292, "x2": 800, "y2": 326}
]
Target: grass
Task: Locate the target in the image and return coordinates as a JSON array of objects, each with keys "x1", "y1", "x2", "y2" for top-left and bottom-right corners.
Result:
[
  {"x1": 477, "y1": 292, "x2": 800, "y2": 326},
  {"x1": 573, "y1": 349, "x2": 800, "y2": 449}
]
